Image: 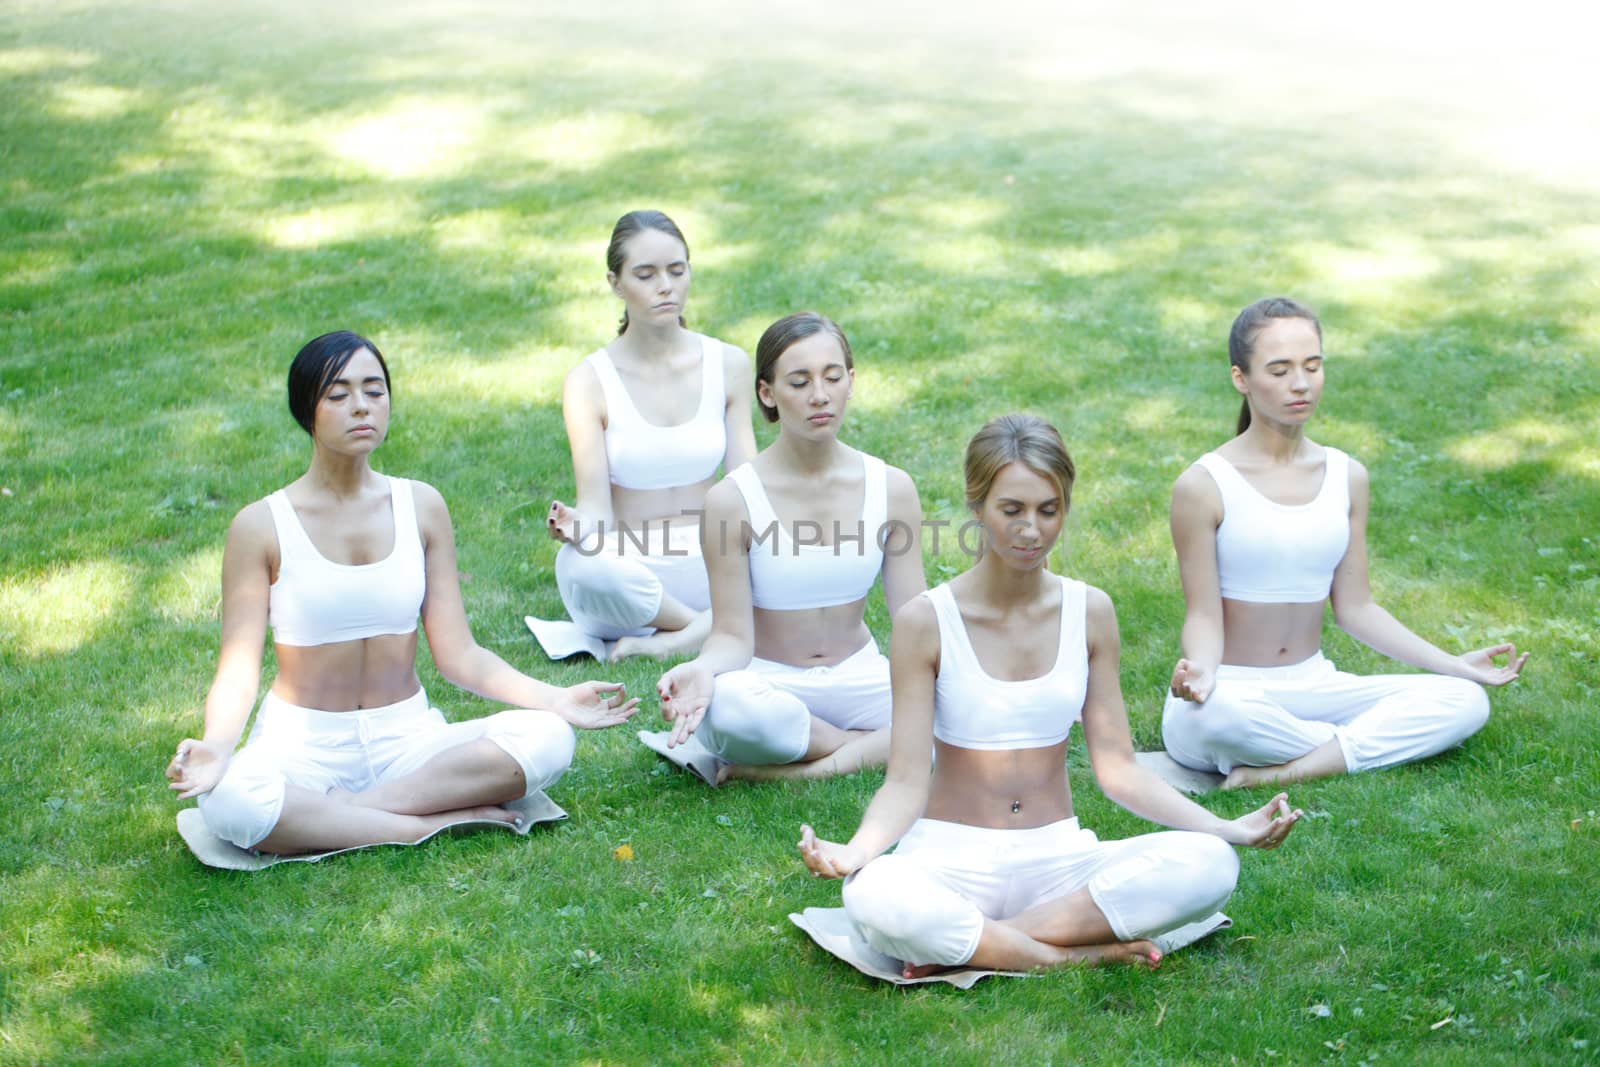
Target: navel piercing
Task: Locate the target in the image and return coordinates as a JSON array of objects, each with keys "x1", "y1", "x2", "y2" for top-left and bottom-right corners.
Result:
[{"x1": 1011, "y1": 800, "x2": 1022, "y2": 814}]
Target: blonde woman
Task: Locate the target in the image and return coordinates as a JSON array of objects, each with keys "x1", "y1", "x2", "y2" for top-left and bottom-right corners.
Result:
[{"x1": 799, "y1": 415, "x2": 1299, "y2": 976}]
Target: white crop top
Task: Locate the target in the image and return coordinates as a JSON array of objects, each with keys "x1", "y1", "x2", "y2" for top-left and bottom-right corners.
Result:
[
  {"x1": 929, "y1": 575, "x2": 1088, "y2": 751},
  {"x1": 728, "y1": 452, "x2": 887, "y2": 611},
  {"x1": 1195, "y1": 447, "x2": 1351, "y2": 604},
  {"x1": 265, "y1": 476, "x2": 426, "y2": 647},
  {"x1": 589, "y1": 337, "x2": 727, "y2": 491}
]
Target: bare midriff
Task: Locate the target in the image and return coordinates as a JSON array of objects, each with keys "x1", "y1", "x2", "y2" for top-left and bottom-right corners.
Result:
[
  {"x1": 925, "y1": 739, "x2": 1074, "y2": 830},
  {"x1": 608, "y1": 478, "x2": 716, "y2": 538},
  {"x1": 270, "y1": 632, "x2": 421, "y2": 712},
  {"x1": 1220, "y1": 597, "x2": 1326, "y2": 667},
  {"x1": 751, "y1": 600, "x2": 872, "y2": 668}
]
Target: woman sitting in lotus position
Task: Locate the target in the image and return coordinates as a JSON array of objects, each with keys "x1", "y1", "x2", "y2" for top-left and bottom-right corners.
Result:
[
  {"x1": 1164, "y1": 297, "x2": 1528, "y2": 789},
  {"x1": 167, "y1": 331, "x2": 638, "y2": 855},
  {"x1": 652, "y1": 312, "x2": 925, "y2": 783},
  {"x1": 799, "y1": 415, "x2": 1299, "y2": 976},
  {"x1": 543, "y1": 209, "x2": 756, "y2": 661}
]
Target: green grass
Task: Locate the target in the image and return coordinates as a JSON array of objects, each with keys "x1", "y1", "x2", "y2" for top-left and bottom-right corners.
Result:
[{"x1": 3, "y1": 2, "x2": 1598, "y2": 1063}]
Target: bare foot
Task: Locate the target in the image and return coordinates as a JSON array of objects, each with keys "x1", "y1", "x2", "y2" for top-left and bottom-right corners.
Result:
[
  {"x1": 612, "y1": 624, "x2": 707, "y2": 662},
  {"x1": 1222, "y1": 764, "x2": 1284, "y2": 790},
  {"x1": 903, "y1": 939, "x2": 1161, "y2": 978},
  {"x1": 414, "y1": 805, "x2": 520, "y2": 837},
  {"x1": 720, "y1": 753, "x2": 837, "y2": 783},
  {"x1": 1051, "y1": 940, "x2": 1162, "y2": 969}
]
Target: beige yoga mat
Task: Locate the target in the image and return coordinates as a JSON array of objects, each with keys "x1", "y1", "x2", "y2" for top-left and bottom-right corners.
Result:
[
  {"x1": 524, "y1": 615, "x2": 608, "y2": 661},
  {"x1": 176, "y1": 791, "x2": 567, "y2": 871},
  {"x1": 1135, "y1": 750, "x2": 1225, "y2": 795},
  {"x1": 637, "y1": 729, "x2": 725, "y2": 787},
  {"x1": 789, "y1": 907, "x2": 1232, "y2": 987}
]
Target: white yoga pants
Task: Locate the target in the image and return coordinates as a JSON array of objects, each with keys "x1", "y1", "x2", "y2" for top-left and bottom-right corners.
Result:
[
  {"x1": 1161, "y1": 651, "x2": 1490, "y2": 776},
  {"x1": 842, "y1": 817, "x2": 1238, "y2": 966},
  {"x1": 554, "y1": 524, "x2": 709, "y2": 641},
  {"x1": 198, "y1": 689, "x2": 575, "y2": 849},
  {"x1": 697, "y1": 640, "x2": 892, "y2": 765}
]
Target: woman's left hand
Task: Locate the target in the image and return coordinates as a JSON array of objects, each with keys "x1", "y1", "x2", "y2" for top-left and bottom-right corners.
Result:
[
  {"x1": 557, "y1": 681, "x2": 640, "y2": 729},
  {"x1": 1456, "y1": 643, "x2": 1529, "y2": 687},
  {"x1": 1220, "y1": 792, "x2": 1302, "y2": 850}
]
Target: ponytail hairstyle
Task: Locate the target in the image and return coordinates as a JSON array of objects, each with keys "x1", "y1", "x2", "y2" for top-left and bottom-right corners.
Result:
[
  {"x1": 287, "y1": 330, "x2": 389, "y2": 436},
  {"x1": 606, "y1": 210, "x2": 690, "y2": 335},
  {"x1": 1227, "y1": 297, "x2": 1321, "y2": 434},
  {"x1": 963, "y1": 413, "x2": 1076, "y2": 516}
]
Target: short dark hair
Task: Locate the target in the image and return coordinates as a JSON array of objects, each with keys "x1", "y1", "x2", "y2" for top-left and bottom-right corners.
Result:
[
  {"x1": 287, "y1": 331, "x2": 390, "y2": 435},
  {"x1": 1227, "y1": 297, "x2": 1321, "y2": 434},
  {"x1": 753, "y1": 312, "x2": 854, "y2": 423},
  {"x1": 606, "y1": 210, "x2": 690, "y2": 335}
]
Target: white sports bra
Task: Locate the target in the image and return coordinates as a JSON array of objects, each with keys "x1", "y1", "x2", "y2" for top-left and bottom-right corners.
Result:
[
  {"x1": 265, "y1": 476, "x2": 426, "y2": 647},
  {"x1": 928, "y1": 575, "x2": 1088, "y2": 751},
  {"x1": 589, "y1": 337, "x2": 726, "y2": 491},
  {"x1": 728, "y1": 452, "x2": 887, "y2": 612},
  {"x1": 1195, "y1": 447, "x2": 1351, "y2": 604}
]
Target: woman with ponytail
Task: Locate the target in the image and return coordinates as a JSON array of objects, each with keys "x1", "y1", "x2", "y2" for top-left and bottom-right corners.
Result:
[
  {"x1": 1163, "y1": 298, "x2": 1528, "y2": 788},
  {"x1": 537, "y1": 210, "x2": 757, "y2": 661}
]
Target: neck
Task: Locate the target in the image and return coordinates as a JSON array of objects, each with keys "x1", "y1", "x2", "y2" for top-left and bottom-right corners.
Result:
[
  {"x1": 1241, "y1": 416, "x2": 1307, "y2": 462},
  {"x1": 614, "y1": 320, "x2": 684, "y2": 360},
  {"x1": 768, "y1": 429, "x2": 847, "y2": 475},
  {"x1": 966, "y1": 549, "x2": 1055, "y2": 608},
  {"x1": 306, "y1": 448, "x2": 377, "y2": 497}
]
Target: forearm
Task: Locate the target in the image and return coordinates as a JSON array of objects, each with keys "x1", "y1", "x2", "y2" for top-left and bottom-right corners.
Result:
[
  {"x1": 439, "y1": 644, "x2": 563, "y2": 710},
  {"x1": 1179, "y1": 612, "x2": 1224, "y2": 672},
  {"x1": 687, "y1": 631, "x2": 753, "y2": 679},
  {"x1": 1337, "y1": 602, "x2": 1463, "y2": 676},
  {"x1": 846, "y1": 780, "x2": 928, "y2": 861},
  {"x1": 199, "y1": 673, "x2": 259, "y2": 749},
  {"x1": 1100, "y1": 762, "x2": 1229, "y2": 836}
]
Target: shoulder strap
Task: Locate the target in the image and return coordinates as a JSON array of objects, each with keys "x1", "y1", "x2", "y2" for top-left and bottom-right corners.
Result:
[
  {"x1": 264, "y1": 490, "x2": 316, "y2": 558},
  {"x1": 860, "y1": 453, "x2": 888, "y2": 534},
  {"x1": 698, "y1": 336, "x2": 724, "y2": 418},
  {"x1": 387, "y1": 477, "x2": 423, "y2": 556},
  {"x1": 587, "y1": 349, "x2": 636, "y2": 423},
  {"x1": 726, "y1": 464, "x2": 778, "y2": 533},
  {"x1": 1322, "y1": 447, "x2": 1350, "y2": 508}
]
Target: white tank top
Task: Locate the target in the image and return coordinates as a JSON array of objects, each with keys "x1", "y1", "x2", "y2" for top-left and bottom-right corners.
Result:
[
  {"x1": 588, "y1": 336, "x2": 727, "y2": 491},
  {"x1": 1194, "y1": 447, "x2": 1351, "y2": 604},
  {"x1": 265, "y1": 476, "x2": 426, "y2": 647},
  {"x1": 928, "y1": 575, "x2": 1087, "y2": 751},
  {"x1": 727, "y1": 452, "x2": 887, "y2": 611}
]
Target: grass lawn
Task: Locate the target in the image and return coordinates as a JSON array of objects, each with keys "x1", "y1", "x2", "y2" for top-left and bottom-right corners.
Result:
[{"x1": 2, "y1": 2, "x2": 1597, "y2": 1063}]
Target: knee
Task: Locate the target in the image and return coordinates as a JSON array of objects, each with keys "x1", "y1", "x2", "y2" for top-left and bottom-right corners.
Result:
[
  {"x1": 842, "y1": 857, "x2": 919, "y2": 941},
  {"x1": 557, "y1": 547, "x2": 658, "y2": 623},
  {"x1": 489, "y1": 710, "x2": 575, "y2": 794},
  {"x1": 197, "y1": 763, "x2": 284, "y2": 850},
  {"x1": 704, "y1": 673, "x2": 767, "y2": 740},
  {"x1": 1443, "y1": 677, "x2": 1491, "y2": 739},
  {"x1": 1189, "y1": 833, "x2": 1240, "y2": 904}
]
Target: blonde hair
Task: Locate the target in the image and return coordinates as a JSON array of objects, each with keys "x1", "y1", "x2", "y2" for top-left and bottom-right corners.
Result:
[{"x1": 964, "y1": 414, "x2": 1076, "y2": 512}]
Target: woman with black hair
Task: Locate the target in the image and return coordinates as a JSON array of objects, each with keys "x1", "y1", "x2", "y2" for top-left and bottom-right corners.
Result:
[{"x1": 167, "y1": 332, "x2": 637, "y2": 855}]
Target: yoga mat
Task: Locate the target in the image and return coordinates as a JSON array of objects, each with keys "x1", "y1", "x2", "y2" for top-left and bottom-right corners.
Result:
[{"x1": 176, "y1": 791, "x2": 567, "y2": 871}]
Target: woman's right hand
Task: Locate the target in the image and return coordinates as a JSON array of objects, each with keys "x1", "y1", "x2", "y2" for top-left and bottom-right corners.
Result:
[
  {"x1": 166, "y1": 738, "x2": 229, "y2": 799},
  {"x1": 797, "y1": 824, "x2": 867, "y2": 880},
  {"x1": 546, "y1": 500, "x2": 583, "y2": 544},
  {"x1": 656, "y1": 662, "x2": 713, "y2": 747},
  {"x1": 1169, "y1": 658, "x2": 1215, "y2": 703}
]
